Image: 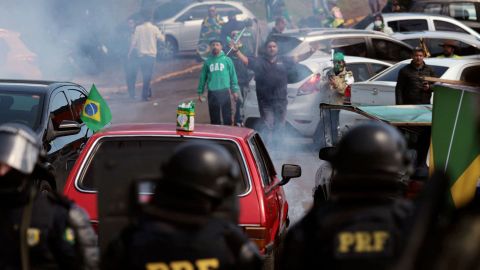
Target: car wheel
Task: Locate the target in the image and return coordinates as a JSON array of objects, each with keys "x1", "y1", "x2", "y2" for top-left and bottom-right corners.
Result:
[{"x1": 157, "y1": 36, "x2": 178, "y2": 60}]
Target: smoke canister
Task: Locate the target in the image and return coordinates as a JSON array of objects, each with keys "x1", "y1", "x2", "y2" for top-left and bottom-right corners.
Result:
[{"x1": 176, "y1": 101, "x2": 195, "y2": 131}]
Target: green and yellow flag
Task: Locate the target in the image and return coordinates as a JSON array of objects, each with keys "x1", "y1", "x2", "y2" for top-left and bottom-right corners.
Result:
[
  {"x1": 81, "y1": 84, "x2": 112, "y2": 132},
  {"x1": 431, "y1": 84, "x2": 480, "y2": 208}
]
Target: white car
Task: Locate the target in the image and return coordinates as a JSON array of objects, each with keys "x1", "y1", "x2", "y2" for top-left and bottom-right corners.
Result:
[
  {"x1": 356, "y1": 13, "x2": 480, "y2": 39},
  {"x1": 243, "y1": 56, "x2": 392, "y2": 137},
  {"x1": 391, "y1": 31, "x2": 480, "y2": 57},
  {"x1": 351, "y1": 58, "x2": 480, "y2": 106},
  {"x1": 153, "y1": 0, "x2": 256, "y2": 58}
]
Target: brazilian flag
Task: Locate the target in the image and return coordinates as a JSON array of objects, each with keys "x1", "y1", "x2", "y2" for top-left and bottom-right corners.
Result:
[
  {"x1": 81, "y1": 84, "x2": 112, "y2": 132},
  {"x1": 431, "y1": 84, "x2": 480, "y2": 208}
]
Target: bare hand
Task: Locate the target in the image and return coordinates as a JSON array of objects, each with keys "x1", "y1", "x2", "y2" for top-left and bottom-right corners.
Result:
[
  {"x1": 423, "y1": 82, "x2": 430, "y2": 92},
  {"x1": 232, "y1": 92, "x2": 239, "y2": 101},
  {"x1": 198, "y1": 95, "x2": 205, "y2": 103}
]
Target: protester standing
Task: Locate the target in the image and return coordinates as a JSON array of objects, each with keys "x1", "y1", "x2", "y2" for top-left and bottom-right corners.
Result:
[
  {"x1": 128, "y1": 12, "x2": 165, "y2": 101},
  {"x1": 198, "y1": 39, "x2": 240, "y2": 126}
]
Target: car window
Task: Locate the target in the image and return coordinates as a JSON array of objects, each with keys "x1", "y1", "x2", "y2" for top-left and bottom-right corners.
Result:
[
  {"x1": 214, "y1": 4, "x2": 242, "y2": 17},
  {"x1": 249, "y1": 134, "x2": 276, "y2": 187},
  {"x1": 50, "y1": 91, "x2": 74, "y2": 129},
  {"x1": 288, "y1": 63, "x2": 313, "y2": 84},
  {"x1": 402, "y1": 38, "x2": 421, "y2": 48},
  {"x1": 460, "y1": 66, "x2": 480, "y2": 85},
  {"x1": 373, "y1": 64, "x2": 448, "y2": 82},
  {"x1": 153, "y1": 1, "x2": 191, "y2": 22},
  {"x1": 371, "y1": 63, "x2": 390, "y2": 76},
  {"x1": 424, "y1": 3, "x2": 443, "y2": 14},
  {"x1": 427, "y1": 38, "x2": 480, "y2": 56},
  {"x1": 80, "y1": 137, "x2": 249, "y2": 194},
  {"x1": 372, "y1": 39, "x2": 411, "y2": 61},
  {"x1": 66, "y1": 89, "x2": 87, "y2": 122},
  {"x1": 449, "y1": 3, "x2": 477, "y2": 21},
  {"x1": 433, "y1": 20, "x2": 469, "y2": 34},
  {"x1": 0, "y1": 92, "x2": 43, "y2": 129},
  {"x1": 329, "y1": 38, "x2": 368, "y2": 57},
  {"x1": 346, "y1": 63, "x2": 370, "y2": 82},
  {"x1": 388, "y1": 19, "x2": 428, "y2": 32},
  {"x1": 177, "y1": 5, "x2": 208, "y2": 21}
]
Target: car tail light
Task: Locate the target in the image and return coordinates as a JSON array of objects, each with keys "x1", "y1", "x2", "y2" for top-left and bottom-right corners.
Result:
[
  {"x1": 243, "y1": 226, "x2": 268, "y2": 251},
  {"x1": 297, "y1": 73, "x2": 321, "y2": 96}
]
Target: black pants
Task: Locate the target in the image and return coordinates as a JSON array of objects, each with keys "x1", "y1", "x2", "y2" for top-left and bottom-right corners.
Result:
[
  {"x1": 126, "y1": 55, "x2": 155, "y2": 100},
  {"x1": 208, "y1": 90, "x2": 232, "y2": 125},
  {"x1": 234, "y1": 85, "x2": 248, "y2": 125}
]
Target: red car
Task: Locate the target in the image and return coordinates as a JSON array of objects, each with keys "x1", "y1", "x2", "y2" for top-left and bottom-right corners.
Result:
[{"x1": 63, "y1": 123, "x2": 300, "y2": 261}]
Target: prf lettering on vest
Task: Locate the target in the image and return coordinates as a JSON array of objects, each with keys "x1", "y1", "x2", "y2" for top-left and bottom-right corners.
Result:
[
  {"x1": 209, "y1": 63, "x2": 225, "y2": 72},
  {"x1": 146, "y1": 258, "x2": 219, "y2": 270},
  {"x1": 338, "y1": 231, "x2": 389, "y2": 253}
]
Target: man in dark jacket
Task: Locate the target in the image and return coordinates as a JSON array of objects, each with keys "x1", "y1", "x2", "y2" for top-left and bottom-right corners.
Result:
[
  {"x1": 280, "y1": 122, "x2": 415, "y2": 270},
  {"x1": 395, "y1": 47, "x2": 436, "y2": 105},
  {"x1": 0, "y1": 123, "x2": 98, "y2": 270}
]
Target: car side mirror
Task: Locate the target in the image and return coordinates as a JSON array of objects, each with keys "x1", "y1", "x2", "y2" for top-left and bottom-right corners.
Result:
[
  {"x1": 54, "y1": 120, "x2": 82, "y2": 137},
  {"x1": 279, "y1": 164, "x2": 302, "y2": 186},
  {"x1": 319, "y1": 146, "x2": 336, "y2": 161}
]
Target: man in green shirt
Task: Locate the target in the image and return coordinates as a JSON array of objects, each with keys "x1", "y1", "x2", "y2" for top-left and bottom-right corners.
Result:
[
  {"x1": 198, "y1": 39, "x2": 240, "y2": 125},
  {"x1": 437, "y1": 40, "x2": 461, "y2": 58}
]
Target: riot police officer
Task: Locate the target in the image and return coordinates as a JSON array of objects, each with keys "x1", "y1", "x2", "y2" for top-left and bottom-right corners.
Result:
[
  {"x1": 104, "y1": 141, "x2": 262, "y2": 270},
  {"x1": 279, "y1": 122, "x2": 414, "y2": 270},
  {"x1": 0, "y1": 123, "x2": 98, "y2": 269}
]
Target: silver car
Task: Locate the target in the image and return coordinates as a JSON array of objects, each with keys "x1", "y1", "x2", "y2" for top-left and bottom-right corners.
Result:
[
  {"x1": 243, "y1": 56, "x2": 392, "y2": 137},
  {"x1": 391, "y1": 31, "x2": 480, "y2": 57},
  {"x1": 153, "y1": 0, "x2": 255, "y2": 58},
  {"x1": 356, "y1": 12, "x2": 480, "y2": 38}
]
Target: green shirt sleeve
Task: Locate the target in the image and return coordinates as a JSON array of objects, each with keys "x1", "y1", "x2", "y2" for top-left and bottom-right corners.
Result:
[
  {"x1": 197, "y1": 62, "x2": 208, "y2": 95},
  {"x1": 228, "y1": 58, "x2": 240, "y2": 93}
]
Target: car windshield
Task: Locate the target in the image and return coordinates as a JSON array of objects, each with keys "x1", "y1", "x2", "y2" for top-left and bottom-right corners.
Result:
[
  {"x1": 373, "y1": 63, "x2": 449, "y2": 82},
  {"x1": 153, "y1": 1, "x2": 191, "y2": 21},
  {"x1": 288, "y1": 63, "x2": 313, "y2": 84},
  {"x1": 274, "y1": 36, "x2": 303, "y2": 55},
  {"x1": 79, "y1": 137, "x2": 249, "y2": 195},
  {"x1": 0, "y1": 91, "x2": 43, "y2": 130}
]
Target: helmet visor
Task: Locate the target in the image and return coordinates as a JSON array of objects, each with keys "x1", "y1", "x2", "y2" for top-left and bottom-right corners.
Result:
[{"x1": 0, "y1": 130, "x2": 39, "y2": 174}]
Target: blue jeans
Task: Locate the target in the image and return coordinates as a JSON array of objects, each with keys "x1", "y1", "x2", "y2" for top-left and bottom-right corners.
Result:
[{"x1": 126, "y1": 55, "x2": 155, "y2": 99}]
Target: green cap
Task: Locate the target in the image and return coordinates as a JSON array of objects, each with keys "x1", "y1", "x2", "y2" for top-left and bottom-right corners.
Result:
[{"x1": 333, "y1": 52, "x2": 344, "y2": 62}]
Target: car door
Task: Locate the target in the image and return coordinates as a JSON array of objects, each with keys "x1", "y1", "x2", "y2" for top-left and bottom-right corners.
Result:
[
  {"x1": 47, "y1": 90, "x2": 82, "y2": 189},
  {"x1": 346, "y1": 63, "x2": 371, "y2": 82},
  {"x1": 248, "y1": 134, "x2": 285, "y2": 242},
  {"x1": 175, "y1": 5, "x2": 209, "y2": 51}
]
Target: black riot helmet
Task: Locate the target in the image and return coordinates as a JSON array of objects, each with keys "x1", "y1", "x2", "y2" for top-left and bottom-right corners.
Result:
[
  {"x1": 326, "y1": 122, "x2": 413, "y2": 197},
  {"x1": 150, "y1": 141, "x2": 240, "y2": 222},
  {"x1": 0, "y1": 123, "x2": 42, "y2": 198}
]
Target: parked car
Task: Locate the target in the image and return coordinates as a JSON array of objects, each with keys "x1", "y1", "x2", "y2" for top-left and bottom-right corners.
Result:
[
  {"x1": 410, "y1": 0, "x2": 480, "y2": 33},
  {"x1": 150, "y1": 0, "x2": 256, "y2": 58},
  {"x1": 0, "y1": 80, "x2": 93, "y2": 190},
  {"x1": 243, "y1": 56, "x2": 392, "y2": 137},
  {"x1": 350, "y1": 58, "x2": 480, "y2": 105},
  {"x1": 355, "y1": 12, "x2": 480, "y2": 38},
  {"x1": 0, "y1": 29, "x2": 42, "y2": 79},
  {"x1": 391, "y1": 31, "x2": 480, "y2": 57},
  {"x1": 271, "y1": 28, "x2": 413, "y2": 63},
  {"x1": 63, "y1": 123, "x2": 300, "y2": 265}
]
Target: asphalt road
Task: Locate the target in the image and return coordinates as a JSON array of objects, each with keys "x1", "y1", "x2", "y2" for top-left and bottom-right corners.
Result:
[{"x1": 103, "y1": 56, "x2": 322, "y2": 224}]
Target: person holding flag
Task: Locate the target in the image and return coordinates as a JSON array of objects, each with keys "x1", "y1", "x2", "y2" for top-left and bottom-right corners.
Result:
[{"x1": 81, "y1": 84, "x2": 112, "y2": 132}]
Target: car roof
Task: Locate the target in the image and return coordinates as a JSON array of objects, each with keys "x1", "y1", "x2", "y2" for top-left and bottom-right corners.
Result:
[
  {"x1": 382, "y1": 12, "x2": 462, "y2": 20},
  {"x1": 96, "y1": 123, "x2": 255, "y2": 140},
  {"x1": 278, "y1": 28, "x2": 390, "y2": 39},
  {"x1": 302, "y1": 55, "x2": 393, "y2": 66},
  {"x1": 392, "y1": 31, "x2": 480, "y2": 44},
  {"x1": 400, "y1": 57, "x2": 480, "y2": 66},
  {"x1": 0, "y1": 80, "x2": 81, "y2": 93},
  {"x1": 414, "y1": 0, "x2": 480, "y2": 3}
]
